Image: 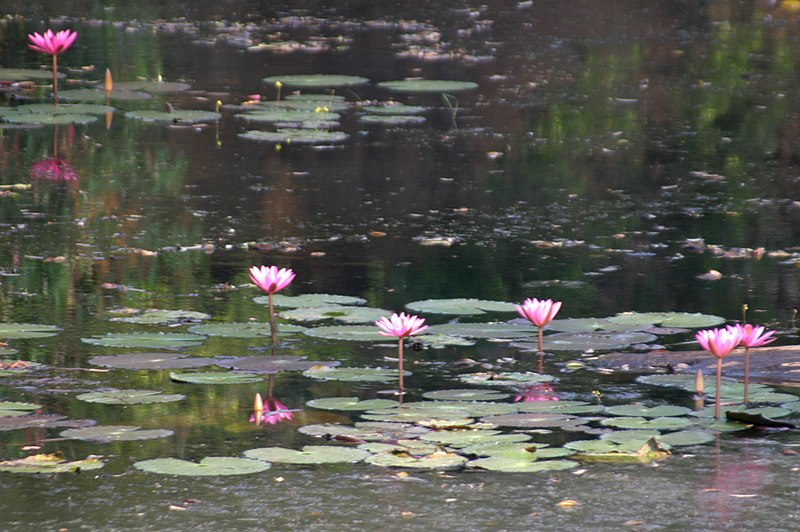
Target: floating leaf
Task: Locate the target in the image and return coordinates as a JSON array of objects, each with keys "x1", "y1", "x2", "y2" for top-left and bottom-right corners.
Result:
[
  {"x1": 0, "y1": 323, "x2": 60, "y2": 339},
  {"x1": 75, "y1": 389, "x2": 184, "y2": 404},
  {"x1": 134, "y1": 457, "x2": 270, "y2": 476},
  {"x1": 14, "y1": 103, "x2": 114, "y2": 115},
  {"x1": 187, "y1": 322, "x2": 305, "y2": 338},
  {"x1": 260, "y1": 294, "x2": 366, "y2": 308},
  {"x1": 81, "y1": 332, "x2": 205, "y2": 349},
  {"x1": 360, "y1": 114, "x2": 426, "y2": 125},
  {"x1": 460, "y1": 441, "x2": 549, "y2": 456},
  {"x1": 569, "y1": 437, "x2": 671, "y2": 463},
  {"x1": 3, "y1": 113, "x2": 97, "y2": 125},
  {"x1": 548, "y1": 318, "x2": 650, "y2": 333},
  {"x1": 237, "y1": 108, "x2": 340, "y2": 124},
  {"x1": 0, "y1": 401, "x2": 40, "y2": 413},
  {"x1": 109, "y1": 309, "x2": 210, "y2": 325},
  {"x1": 480, "y1": 413, "x2": 585, "y2": 430},
  {"x1": 239, "y1": 129, "x2": 349, "y2": 144},
  {"x1": 285, "y1": 94, "x2": 347, "y2": 102},
  {"x1": 426, "y1": 322, "x2": 534, "y2": 339},
  {"x1": 401, "y1": 400, "x2": 516, "y2": 417},
  {"x1": 599, "y1": 416, "x2": 692, "y2": 430},
  {"x1": 377, "y1": 80, "x2": 479, "y2": 93},
  {"x1": 362, "y1": 104, "x2": 427, "y2": 115},
  {"x1": 88, "y1": 352, "x2": 216, "y2": 370},
  {"x1": 458, "y1": 372, "x2": 555, "y2": 387},
  {"x1": 420, "y1": 429, "x2": 530, "y2": 448},
  {"x1": 124, "y1": 110, "x2": 220, "y2": 123},
  {"x1": 298, "y1": 422, "x2": 429, "y2": 442},
  {"x1": 516, "y1": 401, "x2": 604, "y2": 415},
  {"x1": 608, "y1": 312, "x2": 725, "y2": 328},
  {"x1": 360, "y1": 405, "x2": 472, "y2": 423},
  {"x1": 0, "y1": 453, "x2": 104, "y2": 474},
  {"x1": 406, "y1": 298, "x2": 516, "y2": 316},
  {"x1": 305, "y1": 397, "x2": 399, "y2": 411},
  {"x1": 280, "y1": 305, "x2": 391, "y2": 324},
  {"x1": 60, "y1": 425, "x2": 173, "y2": 443},
  {"x1": 422, "y1": 389, "x2": 510, "y2": 401},
  {"x1": 599, "y1": 430, "x2": 661, "y2": 443},
  {"x1": 59, "y1": 88, "x2": 152, "y2": 102},
  {"x1": 358, "y1": 440, "x2": 440, "y2": 456},
  {"x1": 689, "y1": 405, "x2": 793, "y2": 419},
  {"x1": 0, "y1": 68, "x2": 65, "y2": 81},
  {"x1": 217, "y1": 356, "x2": 339, "y2": 374},
  {"x1": 303, "y1": 326, "x2": 386, "y2": 342},
  {"x1": 657, "y1": 430, "x2": 716, "y2": 446},
  {"x1": 169, "y1": 372, "x2": 263, "y2": 384},
  {"x1": 412, "y1": 334, "x2": 476, "y2": 348},
  {"x1": 303, "y1": 366, "x2": 408, "y2": 382},
  {"x1": 512, "y1": 331, "x2": 658, "y2": 352},
  {"x1": 604, "y1": 405, "x2": 691, "y2": 418},
  {"x1": 468, "y1": 456, "x2": 578, "y2": 473},
  {"x1": 263, "y1": 74, "x2": 369, "y2": 88},
  {"x1": 244, "y1": 445, "x2": 369, "y2": 464},
  {"x1": 0, "y1": 414, "x2": 73, "y2": 431},
  {"x1": 365, "y1": 450, "x2": 467, "y2": 470},
  {"x1": 112, "y1": 81, "x2": 192, "y2": 93}
]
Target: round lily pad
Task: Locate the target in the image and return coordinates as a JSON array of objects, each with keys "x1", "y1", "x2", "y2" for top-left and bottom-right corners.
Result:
[
  {"x1": 0, "y1": 68, "x2": 65, "y2": 81},
  {"x1": 298, "y1": 422, "x2": 429, "y2": 442},
  {"x1": 406, "y1": 298, "x2": 516, "y2": 316},
  {"x1": 360, "y1": 114, "x2": 426, "y2": 125},
  {"x1": 75, "y1": 389, "x2": 184, "y2": 405},
  {"x1": 60, "y1": 425, "x2": 173, "y2": 443},
  {"x1": 169, "y1": 372, "x2": 263, "y2": 384},
  {"x1": 427, "y1": 323, "x2": 534, "y2": 339},
  {"x1": 303, "y1": 366, "x2": 408, "y2": 382},
  {"x1": 599, "y1": 416, "x2": 692, "y2": 430},
  {"x1": 458, "y1": 372, "x2": 555, "y2": 387},
  {"x1": 125, "y1": 110, "x2": 220, "y2": 123},
  {"x1": 358, "y1": 440, "x2": 440, "y2": 456},
  {"x1": 0, "y1": 401, "x2": 40, "y2": 412},
  {"x1": 217, "y1": 356, "x2": 339, "y2": 374},
  {"x1": 134, "y1": 457, "x2": 270, "y2": 476},
  {"x1": 0, "y1": 323, "x2": 60, "y2": 339},
  {"x1": 565, "y1": 439, "x2": 648, "y2": 454},
  {"x1": 604, "y1": 405, "x2": 691, "y2": 418},
  {"x1": 14, "y1": 103, "x2": 114, "y2": 115},
  {"x1": 689, "y1": 405, "x2": 793, "y2": 419},
  {"x1": 515, "y1": 401, "x2": 604, "y2": 415},
  {"x1": 422, "y1": 389, "x2": 510, "y2": 401},
  {"x1": 0, "y1": 453, "x2": 104, "y2": 474},
  {"x1": 402, "y1": 400, "x2": 516, "y2": 418},
  {"x1": 0, "y1": 414, "x2": 73, "y2": 430},
  {"x1": 599, "y1": 430, "x2": 661, "y2": 443},
  {"x1": 88, "y1": 352, "x2": 216, "y2": 370},
  {"x1": 459, "y1": 441, "x2": 548, "y2": 456},
  {"x1": 59, "y1": 88, "x2": 152, "y2": 102},
  {"x1": 3, "y1": 113, "x2": 97, "y2": 125},
  {"x1": 480, "y1": 413, "x2": 584, "y2": 430},
  {"x1": 362, "y1": 104, "x2": 427, "y2": 115},
  {"x1": 548, "y1": 318, "x2": 649, "y2": 333},
  {"x1": 81, "y1": 333, "x2": 205, "y2": 349},
  {"x1": 244, "y1": 445, "x2": 370, "y2": 464},
  {"x1": 237, "y1": 109, "x2": 340, "y2": 124},
  {"x1": 112, "y1": 81, "x2": 192, "y2": 93},
  {"x1": 187, "y1": 322, "x2": 305, "y2": 338},
  {"x1": 413, "y1": 334, "x2": 476, "y2": 348},
  {"x1": 260, "y1": 294, "x2": 366, "y2": 308},
  {"x1": 263, "y1": 74, "x2": 369, "y2": 88},
  {"x1": 109, "y1": 309, "x2": 211, "y2": 325},
  {"x1": 608, "y1": 312, "x2": 725, "y2": 328},
  {"x1": 239, "y1": 129, "x2": 349, "y2": 144},
  {"x1": 657, "y1": 430, "x2": 716, "y2": 447},
  {"x1": 420, "y1": 429, "x2": 530, "y2": 448},
  {"x1": 365, "y1": 450, "x2": 467, "y2": 470},
  {"x1": 285, "y1": 94, "x2": 347, "y2": 102},
  {"x1": 303, "y1": 326, "x2": 386, "y2": 342},
  {"x1": 360, "y1": 406, "x2": 472, "y2": 423},
  {"x1": 280, "y1": 305, "x2": 391, "y2": 324},
  {"x1": 513, "y1": 331, "x2": 658, "y2": 352},
  {"x1": 305, "y1": 397, "x2": 399, "y2": 411},
  {"x1": 377, "y1": 79, "x2": 479, "y2": 93},
  {"x1": 468, "y1": 456, "x2": 578, "y2": 473}
]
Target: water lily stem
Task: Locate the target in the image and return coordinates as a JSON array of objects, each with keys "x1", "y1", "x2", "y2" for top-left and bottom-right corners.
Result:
[
  {"x1": 744, "y1": 346, "x2": 751, "y2": 404},
  {"x1": 715, "y1": 358, "x2": 722, "y2": 419},
  {"x1": 397, "y1": 337, "x2": 405, "y2": 397},
  {"x1": 268, "y1": 292, "x2": 278, "y2": 345},
  {"x1": 537, "y1": 326, "x2": 544, "y2": 354},
  {"x1": 52, "y1": 54, "x2": 59, "y2": 105}
]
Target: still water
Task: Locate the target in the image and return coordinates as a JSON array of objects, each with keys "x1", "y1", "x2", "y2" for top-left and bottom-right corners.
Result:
[{"x1": 0, "y1": 1, "x2": 799, "y2": 530}]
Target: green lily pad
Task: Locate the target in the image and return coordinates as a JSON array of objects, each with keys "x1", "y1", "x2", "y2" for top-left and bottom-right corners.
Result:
[
  {"x1": 75, "y1": 389, "x2": 185, "y2": 404},
  {"x1": 285, "y1": 94, "x2": 347, "y2": 102},
  {"x1": 459, "y1": 441, "x2": 549, "y2": 456},
  {"x1": 657, "y1": 430, "x2": 716, "y2": 447},
  {"x1": 260, "y1": 294, "x2": 367, "y2": 308},
  {"x1": 217, "y1": 356, "x2": 339, "y2": 374},
  {"x1": 358, "y1": 440, "x2": 440, "y2": 456},
  {"x1": 360, "y1": 406, "x2": 472, "y2": 423},
  {"x1": 81, "y1": 333, "x2": 205, "y2": 349},
  {"x1": 426, "y1": 322, "x2": 534, "y2": 339},
  {"x1": 303, "y1": 326, "x2": 386, "y2": 342},
  {"x1": 604, "y1": 405, "x2": 691, "y2": 418},
  {"x1": 599, "y1": 430, "x2": 661, "y2": 443},
  {"x1": 480, "y1": 413, "x2": 585, "y2": 430},
  {"x1": 568, "y1": 437, "x2": 671, "y2": 463},
  {"x1": 406, "y1": 298, "x2": 516, "y2": 316},
  {"x1": 237, "y1": 108, "x2": 340, "y2": 124},
  {"x1": 187, "y1": 322, "x2": 305, "y2": 338},
  {"x1": 636, "y1": 374, "x2": 708, "y2": 388},
  {"x1": 0, "y1": 323, "x2": 60, "y2": 339},
  {"x1": 458, "y1": 372, "x2": 555, "y2": 387},
  {"x1": 365, "y1": 450, "x2": 468, "y2": 470},
  {"x1": 0, "y1": 453, "x2": 104, "y2": 474},
  {"x1": 420, "y1": 429, "x2": 530, "y2": 448},
  {"x1": 565, "y1": 439, "x2": 651, "y2": 454},
  {"x1": 3, "y1": 113, "x2": 97, "y2": 125},
  {"x1": 14, "y1": 103, "x2": 114, "y2": 115},
  {"x1": 60, "y1": 425, "x2": 173, "y2": 443},
  {"x1": 88, "y1": 352, "x2": 216, "y2": 370},
  {"x1": 303, "y1": 366, "x2": 408, "y2": 382},
  {"x1": 515, "y1": 401, "x2": 604, "y2": 415},
  {"x1": 0, "y1": 68, "x2": 65, "y2": 81},
  {"x1": 169, "y1": 371, "x2": 263, "y2": 384},
  {"x1": 413, "y1": 334, "x2": 476, "y2": 348},
  {"x1": 468, "y1": 456, "x2": 578, "y2": 473},
  {"x1": 305, "y1": 397, "x2": 400, "y2": 411},
  {"x1": 599, "y1": 416, "x2": 692, "y2": 430},
  {"x1": 512, "y1": 331, "x2": 658, "y2": 352},
  {"x1": 280, "y1": 305, "x2": 391, "y2": 324},
  {"x1": 548, "y1": 318, "x2": 650, "y2": 333},
  {"x1": 608, "y1": 312, "x2": 725, "y2": 328},
  {"x1": 377, "y1": 79, "x2": 479, "y2": 93},
  {"x1": 298, "y1": 422, "x2": 429, "y2": 442},
  {"x1": 112, "y1": 81, "x2": 192, "y2": 93},
  {"x1": 264, "y1": 74, "x2": 369, "y2": 88},
  {"x1": 0, "y1": 414, "x2": 80, "y2": 430},
  {"x1": 360, "y1": 114, "x2": 426, "y2": 125},
  {"x1": 422, "y1": 389, "x2": 510, "y2": 401},
  {"x1": 402, "y1": 401, "x2": 517, "y2": 418},
  {"x1": 59, "y1": 88, "x2": 152, "y2": 102},
  {"x1": 362, "y1": 104, "x2": 427, "y2": 115},
  {"x1": 0, "y1": 401, "x2": 41, "y2": 413},
  {"x1": 124, "y1": 110, "x2": 220, "y2": 123},
  {"x1": 689, "y1": 405, "x2": 793, "y2": 419},
  {"x1": 134, "y1": 457, "x2": 270, "y2": 476},
  {"x1": 109, "y1": 309, "x2": 211, "y2": 325},
  {"x1": 239, "y1": 129, "x2": 349, "y2": 144},
  {"x1": 244, "y1": 445, "x2": 370, "y2": 464}
]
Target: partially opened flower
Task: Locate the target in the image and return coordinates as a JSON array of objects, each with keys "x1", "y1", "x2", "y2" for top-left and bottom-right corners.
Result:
[
  {"x1": 28, "y1": 29, "x2": 77, "y2": 105},
  {"x1": 375, "y1": 312, "x2": 428, "y2": 397},
  {"x1": 734, "y1": 323, "x2": 776, "y2": 404},
  {"x1": 696, "y1": 326, "x2": 744, "y2": 419},
  {"x1": 249, "y1": 265, "x2": 295, "y2": 346},
  {"x1": 516, "y1": 297, "x2": 562, "y2": 366}
]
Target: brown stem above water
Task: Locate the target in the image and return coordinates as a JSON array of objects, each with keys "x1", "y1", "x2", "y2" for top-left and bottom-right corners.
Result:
[
  {"x1": 268, "y1": 292, "x2": 278, "y2": 346},
  {"x1": 397, "y1": 337, "x2": 405, "y2": 400},
  {"x1": 743, "y1": 346, "x2": 751, "y2": 404},
  {"x1": 715, "y1": 358, "x2": 723, "y2": 419},
  {"x1": 52, "y1": 55, "x2": 59, "y2": 105}
]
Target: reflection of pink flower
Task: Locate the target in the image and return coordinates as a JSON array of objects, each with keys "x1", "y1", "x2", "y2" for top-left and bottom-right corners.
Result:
[
  {"x1": 28, "y1": 29, "x2": 77, "y2": 56},
  {"x1": 30, "y1": 158, "x2": 78, "y2": 182},
  {"x1": 249, "y1": 396, "x2": 293, "y2": 426},
  {"x1": 514, "y1": 383, "x2": 559, "y2": 402}
]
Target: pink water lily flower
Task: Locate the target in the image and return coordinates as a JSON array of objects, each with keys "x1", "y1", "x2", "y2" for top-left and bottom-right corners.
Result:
[
  {"x1": 515, "y1": 298, "x2": 562, "y2": 328},
  {"x1": 734, "y1": 323, "x2": 776, "y2": 404},
  {"x1": 375, "y1": 312, "x2": 428, "y2": 338},
  {"x1": 28, "y1": 29, "x2": 77, "y2": 55},
  {"x1": 249, "y1": 265, "x2": 295, "y2": 294},
  {"x1": 696, "y1": 326, "x2": 745, "y2": 419}
]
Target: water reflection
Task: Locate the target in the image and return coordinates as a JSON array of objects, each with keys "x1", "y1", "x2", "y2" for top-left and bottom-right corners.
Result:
[
  {"x1": 513, "y1": 382, "x2": 559, "y2": 403},
  {"x1": 249, "y1": 375, "x2": 295, "y2": 426}
]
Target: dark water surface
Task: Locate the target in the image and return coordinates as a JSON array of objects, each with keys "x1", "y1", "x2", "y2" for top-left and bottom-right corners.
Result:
[{"x1": 0, "y1": 1, "x2": 799, "y2": 530}]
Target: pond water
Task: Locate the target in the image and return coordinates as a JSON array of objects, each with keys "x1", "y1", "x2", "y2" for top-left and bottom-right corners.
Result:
[{"x1": 1, "y1": 1, "x2": 800, "y2": 530}]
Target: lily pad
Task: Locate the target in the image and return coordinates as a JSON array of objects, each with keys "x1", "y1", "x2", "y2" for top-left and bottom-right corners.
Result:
[
  {"x1": 420, "y1": 429, "x2": 530, "y2": 448},
  {"x1": 88, "y1": 352, "x2": 216, "y2": 370},
  {"x1": 548, "y1": 318, "x2": 650, "y2": 333},
  {"x1": 134, "y1": 457, "x2": 270, "y2": 476},
  {"x1": 358, "y1": 440, "x2": 440, "y2": 456},
  {"x1": 112, "y1": 81, "x2": 192, "y2": 93},
  {"x1": 217, "y1": 356, "x2": 339, "y2": 374},
  {"x1": 0, "y1": 401, "x2": 41, "y2": 414},
  {"x1": 0, "y1": 68, "x2": 65, "y2": 81},
  {"x1": 124, "y1": 110, "x2": 220, "y2": 123},
  {"x1": 303, "y1": 326, "x2": 386, "y2": 342},
  {"x1": 468, "y1": 456, "x2": 578, "y2": 473},
  {"x1": 458, "y1": 372, "x2": 555, "y2": 387},
  {"x1": 3, "y1": 113, "x2": 97, "y2": 125},
  {"x1": 109, "y1": 309, "x2": 211, "y2": 325},
  {"x1": 244, "y1": 445, "x2": 370, "y2": 464},
  {"x1": 261, "y1": 293, "x2": 366, "y2": 308},
  {"x1": 81, "y1": 332, "x2": 205, "y2": 349},
  {"x1": 512, "y1": 331, "x2": 658, "y2": 352},
  {"x1": 402, "y1": 400, "x2": 517, "y2": 417},
  {"x1": 298, "y1": 422, "x2": 429, "y2": 442},
  {"x1": 377, "y1": 79, "x2": 479, "y2": 93},
  {"x1": 285, "y1": 94, "x2": 347, "y2": 102},
  {"x1": 460, "y1": 441, "x2": 548, "y2": 456},
  {"x1": 568, "y1": 437, "x2": 671, "y2": 463},
  {"x1": 169, "y1": 372, "x2": 263, "y2": 384},
  {"x1": 13, "y1": 103, "x2": 114, "y2": 115},
  {"x1": 657, "y1": 430, "x2": 716, "y2": 447},
  {"x1": 303, "y1": 366, "x2": 408, "y2": 382},
  {"x1": 187, "y1": 322, "x2": 305, "y2": 338},
  {"x1": 263, "y1": 74, "x2": 369, "y2": 88},
  {"x1": 239, "y1": 129, "x2": 349, "y2": 144},
  {"x1": 608, "y1": 312, "x2": 725, "y2": 328},
  {"x1": 480, "y1": 413, "x2": 585, "y2": 430},
  {"x1": 365, "y1": 449, "x2": 468, "y2": 470},
  {"x1": 362, "y1": 104, "x2": 427, "y2": 115},
  {"x1": 689, "y1": 405, "x2": 793, "y2": 419},
  {"x1": 0, "y1": 323, "x2": 60, "y2": 339},
  {"x1": 305, "y1": 397, "x2": 400, "y2": 411},
  {"x1": 422, "y1": 389, "x2": 510, "y2": 401},
  {"x1": 604, "y1": 405, "x2": 691, "y2": 418},
  {"x1": 360, "y1": 114, "x2": 426, "y2": 125},
  {"x1": 280, "y1": 305, "x2": 391, "y2": 324},
  {"x1": 59, "y1": 88, "x2": 152, "y2": 102},
  {"x1": 360, "y1": 406, "x2": 472, "y2": 423},
  {"x1": 75, "y1": 389, "x2": 185, "y2": 404},
  {"x1": 60, "y1": 425, "x2": 173, "y2": 443},
  {"x1": 413, "y1": 334, "x2": 476, "y2": 348},
  {"x1": 238, "y1": 108, "x2": 340, "y2": 124},
  {"x1": 0, "y1": 453, "x2": 104, "y2": 474},
  {"x1": 0, "y1": 414, "x2": 69, "y2": 430},
  {"x1": 406, "y1": 298, "x2": 516, "y2": 315},
  {"x1": 427, "y1": 322, "x2": 534, "y2": 339},
  {"x1": 515, "y1": 401, "x2": 604, "y2": 415},
  {"x1": 599, "y1": 416, "x2": 692, "y2": 430}
]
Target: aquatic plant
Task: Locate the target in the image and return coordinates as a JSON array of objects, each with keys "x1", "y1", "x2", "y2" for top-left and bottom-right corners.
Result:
[
  {"x1": 29, "y1": 158, "x2": 78, "y2": 182},
  {"x1": 374, "y1": 312, "x2": 428, "y2": 396},
  {"x1": 249, "y1": 265, "x2": 295, "y2": 345},
  {"x1": 28, "y1": 29, "x2": 77, "y2": 105},
  {"x1": 250, "y1": 392, "x2": 293, "y2": 426},
  {"x1": 696, "y1": 326, "x2": 744, "y2": 419},
  {"x1": 515, "y1": 297, "x2": 562, "y2": 361},
  {"x1": 733, "y1": 324, "x2": 776, "y2": 404}
]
